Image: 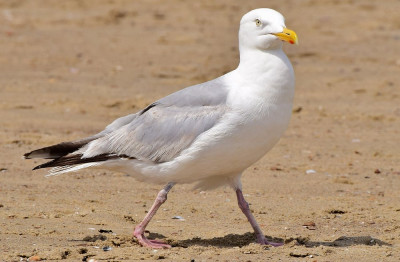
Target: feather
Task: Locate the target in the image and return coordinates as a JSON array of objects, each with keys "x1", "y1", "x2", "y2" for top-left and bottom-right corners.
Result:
[{"x1": 32, "y1": 153, "x2": 122, "y2": 170}]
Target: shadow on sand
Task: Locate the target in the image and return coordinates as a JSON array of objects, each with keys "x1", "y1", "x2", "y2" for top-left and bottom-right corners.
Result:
[
  {"x1": 168, "y1": 232, "x2": 391, "y2": 248},
  {"x1": 295, "y1": 235, "x2": 391, "y2": 248},
  {"x1": 170, "y1": 232, "x2": 282, "y2": 248}
]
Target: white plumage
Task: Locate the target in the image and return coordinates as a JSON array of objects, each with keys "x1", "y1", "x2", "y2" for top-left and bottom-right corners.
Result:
[{"x1": 25, "y1": 8, "x2": 298, "y2": 248}]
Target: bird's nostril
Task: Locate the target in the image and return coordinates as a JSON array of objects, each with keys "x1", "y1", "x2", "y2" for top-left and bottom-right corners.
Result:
[{"x1": 286, "y1": 33, "x2": 290, "y2": 35}]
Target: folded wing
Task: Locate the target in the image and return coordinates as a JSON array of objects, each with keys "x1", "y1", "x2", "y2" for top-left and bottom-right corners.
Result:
[
  {"x1": 25, "y1": 76, "x2": 229, "y2": 170},
  {"x1": 82, "y1": 103, "x2": 227, "y2": 163}
]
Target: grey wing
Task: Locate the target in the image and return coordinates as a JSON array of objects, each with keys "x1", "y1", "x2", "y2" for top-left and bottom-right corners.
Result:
[
  {"x1": 99, "y1": 113, "x2": 138, "y2": 135},
  {"x1": 155, "y1": 76, "x2": 228, "y2": 107},
  {"x1": 81, "y1": 76, "x2": 230, "y2": 162},
  {"x1": 25, "y1": 75, "x2": 230, "y2": 172},
  {"x1": 97, "y1": 75, "x2": 227, "y2": 137},
  {"x1": 82, "y1": 104, "x2": 227, "y2": 162}
]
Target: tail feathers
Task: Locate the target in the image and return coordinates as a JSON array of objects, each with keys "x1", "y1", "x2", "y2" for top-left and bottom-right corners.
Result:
[
  {"x1": 32, "y1": 153, "x2": 119, "y2": 171},
  {"x1": 24, "y1": 138, "x2": 96, "y2": 160},
  {"x1": 46, "y1": 163, "x2": 101, "y2": 177}
]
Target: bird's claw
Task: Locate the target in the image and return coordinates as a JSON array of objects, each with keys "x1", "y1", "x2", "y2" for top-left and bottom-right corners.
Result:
[
  {"x1": 134, "y1": 232, "x2": 171, "y2": 249},
  {"x1": 257, "y1": 235, "x2": 284, "y2": 247},
  {"x1": 265, "y1": 240, "x2": 284, "y2": 247}
]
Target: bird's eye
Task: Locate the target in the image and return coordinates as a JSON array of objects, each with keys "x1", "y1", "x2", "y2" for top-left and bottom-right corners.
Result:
[{"x1": 255, "y1": 19, "x2": 262, "y2": 27}]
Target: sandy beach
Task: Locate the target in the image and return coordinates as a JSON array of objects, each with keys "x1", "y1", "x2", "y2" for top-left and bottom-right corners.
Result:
[{"x1": 1, "y1": 0, "x2": 399, "y2": 261}]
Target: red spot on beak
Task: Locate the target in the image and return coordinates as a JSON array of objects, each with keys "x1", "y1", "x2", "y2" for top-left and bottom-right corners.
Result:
[{"x1": 289, "y1": 40, "x2": 294, "y2": 44}]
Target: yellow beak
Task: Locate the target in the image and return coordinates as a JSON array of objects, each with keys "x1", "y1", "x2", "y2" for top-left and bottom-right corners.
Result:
[{"x1": 272, "y1": 28, "x2": 298, "y2": 45}]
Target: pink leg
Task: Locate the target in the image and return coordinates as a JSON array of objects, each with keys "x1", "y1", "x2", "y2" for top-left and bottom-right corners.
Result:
[
  {"x1": 236, "y1": 188, "x2": 283, "y2": 247},
  {"x1": 134, "y1": 182, "x2": 175, "y2": 248}
]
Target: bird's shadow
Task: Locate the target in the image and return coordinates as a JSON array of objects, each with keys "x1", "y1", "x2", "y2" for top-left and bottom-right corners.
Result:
[
  {"x1": 295, "y1": 235, "x2": 392, "y2": 248},
  {"x1": 164, "y1": 232, "x2": 391, "y2": 248},
  {"x1": 168, "y1": 232, "x2": 282, "y2": 248}
]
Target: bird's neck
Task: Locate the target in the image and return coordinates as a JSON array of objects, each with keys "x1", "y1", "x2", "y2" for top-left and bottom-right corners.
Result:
[
  {"x1": 232, "y1": 47, "x2": 295, "y2": 105},
  {"x1": 236, "y1": 48, "x2": 294, "y2": 86},
  {"x1": 237, "y1": 48, "x2": 288, "y2": 73}
]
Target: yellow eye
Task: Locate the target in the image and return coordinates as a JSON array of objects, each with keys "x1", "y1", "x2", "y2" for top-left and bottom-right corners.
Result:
[{"x1": 255, "y1": 19, "x2": 262, "y2": 27}]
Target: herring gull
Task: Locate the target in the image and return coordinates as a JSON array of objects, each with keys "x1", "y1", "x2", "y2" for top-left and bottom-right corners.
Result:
[{"x1": 24, "y1": 8, "x2": 298, "y2": 248}]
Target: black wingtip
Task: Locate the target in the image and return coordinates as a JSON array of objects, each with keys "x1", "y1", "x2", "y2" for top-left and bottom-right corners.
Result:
[
  {"x1": 32, "y1": 162, "x2": 47, "y2": 170},
  {"x1": 23, "y1": 141, "x2": 92, "y2": 160},
  {"x1": 29, "y1": 153, "x2": 119, "y2": 171},
  {"x1": 24, "y1": 152, "x2": 32, "y2": 159}
]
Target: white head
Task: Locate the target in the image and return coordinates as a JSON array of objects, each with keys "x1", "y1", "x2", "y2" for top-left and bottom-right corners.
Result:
[{"x1": 239, "y1": 8, "x2": 298, "y2": 51}]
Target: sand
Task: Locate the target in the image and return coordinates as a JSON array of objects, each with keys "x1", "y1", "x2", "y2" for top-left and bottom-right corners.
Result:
[{"x1": 1, "y1": 0, "x2": 399, "y2": 261}]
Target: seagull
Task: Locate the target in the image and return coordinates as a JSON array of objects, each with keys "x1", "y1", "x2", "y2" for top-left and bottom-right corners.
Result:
[{"x1": 24, "y1": 8, "x2": 298, "y2": 248}]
